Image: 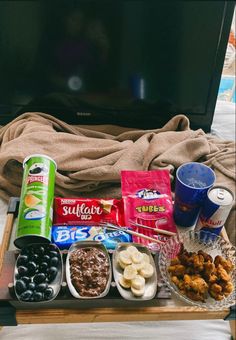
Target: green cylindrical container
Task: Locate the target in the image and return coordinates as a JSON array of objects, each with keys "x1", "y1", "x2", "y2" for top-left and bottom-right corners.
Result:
[{"x1": 14, "y1": 154, "x2": 57, "y2": 248}]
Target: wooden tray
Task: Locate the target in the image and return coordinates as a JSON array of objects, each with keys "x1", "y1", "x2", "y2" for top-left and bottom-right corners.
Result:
[{"x1": 0, "y1": 198, "x2": 235, "y2": 329}]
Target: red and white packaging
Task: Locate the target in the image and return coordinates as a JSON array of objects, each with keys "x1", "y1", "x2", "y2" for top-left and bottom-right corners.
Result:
[
  {"x1": 53, "y1": 197, "x2": 124, "y2": 226},
  {"x1": 121, "y1": 170, "x2": 176, "y2": 251}
]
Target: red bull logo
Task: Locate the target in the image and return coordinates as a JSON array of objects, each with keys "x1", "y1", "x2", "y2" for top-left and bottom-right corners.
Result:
[{"x1": 199, "y1": 216, "x2": 223, "y2": 228}]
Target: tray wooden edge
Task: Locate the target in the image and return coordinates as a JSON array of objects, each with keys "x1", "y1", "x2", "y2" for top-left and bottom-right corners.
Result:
[{"x1": 15, "y1": 306, "x2": 229, "y2": 324}]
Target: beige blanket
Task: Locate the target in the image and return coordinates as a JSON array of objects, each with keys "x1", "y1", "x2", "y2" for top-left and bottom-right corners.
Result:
[{"x1": 0, "y1": 112, "x2": 235, "y2": 244}]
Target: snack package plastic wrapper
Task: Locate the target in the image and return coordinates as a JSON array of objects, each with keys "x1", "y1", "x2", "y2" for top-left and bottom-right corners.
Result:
[
  {"x1": 53, "y1": 198, "x2": 124, "y2": 226},
  {"x1": 121, "y1": 170, "x2": 177, "y2": 251},
  {"x1": 51, "y1": 225, "x2": 132, "y2": 250}
]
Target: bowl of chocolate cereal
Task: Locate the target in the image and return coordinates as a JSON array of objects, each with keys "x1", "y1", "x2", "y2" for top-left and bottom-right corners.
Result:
[{"x1": 66, "y1": 241, "x2": 111, "y2": 299}]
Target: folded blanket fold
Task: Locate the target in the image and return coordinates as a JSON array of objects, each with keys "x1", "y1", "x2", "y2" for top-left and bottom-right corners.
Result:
[{"x1": 0, "y1": 112, "x2": 235, "y2": 244}]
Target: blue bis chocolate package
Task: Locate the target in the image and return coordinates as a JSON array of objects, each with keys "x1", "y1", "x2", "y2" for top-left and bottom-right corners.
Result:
[{"x1": 51, "y1": 225, "x2": 132, "y2": 250}]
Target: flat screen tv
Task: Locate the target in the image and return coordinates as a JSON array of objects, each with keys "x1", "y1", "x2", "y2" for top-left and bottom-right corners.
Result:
[{"x1": 0, "y1": 1, "x2": 235, "y2": 131}]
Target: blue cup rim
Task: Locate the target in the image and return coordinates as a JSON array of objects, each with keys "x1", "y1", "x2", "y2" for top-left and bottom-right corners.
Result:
[{"x1": 176, "y1": 162, "x2": 216, "y2": 190}]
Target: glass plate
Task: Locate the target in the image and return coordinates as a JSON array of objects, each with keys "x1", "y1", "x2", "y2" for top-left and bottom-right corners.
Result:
[{"x1": 158, "y1": 230, "x2": 236, "y2": 310}]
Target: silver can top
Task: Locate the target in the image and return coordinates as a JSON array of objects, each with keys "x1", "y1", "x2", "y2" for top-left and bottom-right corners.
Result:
[
  {"x1": 23, "y1": 154, "x2": 57, "y2": 170},
  {"x1": 208, "y1": 186, "x2": 234, "y2": 206}
]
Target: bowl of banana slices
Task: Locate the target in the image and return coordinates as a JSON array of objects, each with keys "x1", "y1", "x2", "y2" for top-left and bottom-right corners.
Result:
[{"x1": 112, "y1": 243, "x2": 157, "y2": 300}]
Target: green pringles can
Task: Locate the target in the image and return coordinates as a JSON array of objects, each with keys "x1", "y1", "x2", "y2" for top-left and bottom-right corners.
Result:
[{"x1": 14, "y1": 154, "x2": 57, "y2": 248}]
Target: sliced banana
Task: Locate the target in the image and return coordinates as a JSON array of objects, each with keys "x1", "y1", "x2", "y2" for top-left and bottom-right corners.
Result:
[
  {"x1": 123, "y1": 264, "x2": 137, "y2": 280},
  {"x1": 119, "y1": 275, "x2": 131, "y2": 289},
  {"x1": 118, "y1": 259, "x2": 128, "y2": 269},
  {"x1": 126, "y1": 245, "x2": 139, "y2": 255},
  {"x1": 133, "y1": 260, "x2": 145, "y2": 271},
  {"x1": 131, "y1": 251, "x2": 144, "y2": 264},
  {"x1": 142, "y1": 253, "x2": 150, "y2": 263},
  {"x1": 131, "y1": 285, "x2": 145, "y2": 297},
  {"x1": 139, "y1": 263, "x2": 154, "y2": 278},
  {"x1": 119, "y1": 250, "x2": 132, "y2": 265},
  {"x1": 131, "y1": 275, "x2": 145, "y2": 290},
  {"x1": 116, "y1": 245, "x2": 155, "y2": 297}
]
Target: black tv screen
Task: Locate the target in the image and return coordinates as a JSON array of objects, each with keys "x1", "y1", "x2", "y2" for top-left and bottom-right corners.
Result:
[{"x1": 0, "y1": 1, "x2": 234, "y2": 130}]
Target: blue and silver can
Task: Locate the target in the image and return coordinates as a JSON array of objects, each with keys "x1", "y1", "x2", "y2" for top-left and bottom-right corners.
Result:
[{"x1": 195, "y1": 186, "x2": 234, "y2": 237}]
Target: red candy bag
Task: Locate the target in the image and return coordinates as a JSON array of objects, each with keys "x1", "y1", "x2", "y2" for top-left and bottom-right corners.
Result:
[{"x1": 121, "y1": 170, "x2": 176, "y2": 251}]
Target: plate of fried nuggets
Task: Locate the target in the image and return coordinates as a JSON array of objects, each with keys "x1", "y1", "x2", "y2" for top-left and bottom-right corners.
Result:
[
  {"x1": 159, "y1": 231, "x2": 236, "y2": 309},
  {"x1": 168, "y1": 246, "x2": 234, "y2": 302}
]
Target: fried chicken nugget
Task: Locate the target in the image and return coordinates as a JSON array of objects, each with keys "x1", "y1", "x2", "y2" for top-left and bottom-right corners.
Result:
[
  {"x1": 171, "y1": 276, "x2": 185, "y2": 291},
  {"x1": 183, "y1": 274, "x2": 192, "y2": 289},
  {"x1": 216, "y1": 264, "x2": 231, "y2": 282},
  {"x1": 183, "y1": 274, "x2": 208, "y2": 295},
  {"x1": 190, "y1": 277, "x2": 208, "y2": 295},
  {"x1": 203, "y1": 261, "x2": 215, "y2": 279},
  {"x1": 208, "y1": 273, "x2": 218, "y2": 284},
  {"x1": 209, "y1": 283, "x2": 222, "y2": 294},
  {"x1": 221, "y1": 281, "x2": 234, "y2": 297},
  {"x1": 209, "y1": 290, "x2": 225, "y2": 301},
  {"x1": 192, "y1": 254, "x2": 205, "y2": 272},
  {"x1": 185, "y1": 290, "x2": 206, "y2": 302},
  {"x1": 208, "y1": 283, "x2": 225, "y2": 301},
  {"x1": 171, "y1": 275, "x2": 180, "y2": 285},
  {"x1": 168, "y1": 264, "x2": 186, "y2": 277},
  {"x1": 214, "y1": 255, "x2": 234, "y2": 273},
  {"x1": 178, "y1": 250, "x2": 194, "y2": 266},
  {"x1": 198, "y1": 250, "x2": 213, "y2": 263},
  {"x1": 170, "y1": 257, "x2": 181, "y2": 266}
]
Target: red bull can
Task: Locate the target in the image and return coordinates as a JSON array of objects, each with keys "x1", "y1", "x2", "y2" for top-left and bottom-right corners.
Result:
[{"x1": 195, "y1": 186, "x2": 234, "y2": 237}]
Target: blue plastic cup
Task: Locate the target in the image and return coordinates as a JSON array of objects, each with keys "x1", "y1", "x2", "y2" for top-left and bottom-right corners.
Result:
[{"x1": 173, "y1": 162, "x2": 216, "y2": 227}]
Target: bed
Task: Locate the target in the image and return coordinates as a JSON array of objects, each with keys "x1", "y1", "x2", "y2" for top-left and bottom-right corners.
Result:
[{"x1": 0, "y1": 99, "x2": 235, "y2": 339}]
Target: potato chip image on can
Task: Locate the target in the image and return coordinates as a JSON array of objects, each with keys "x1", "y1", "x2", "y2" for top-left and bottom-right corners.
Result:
[
  {"x1": 14, "y1": 154, "x2": 57, "y2": 248},
  {"x1": 24, "y1": 194, "x2": 41, "y2": 208}
]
